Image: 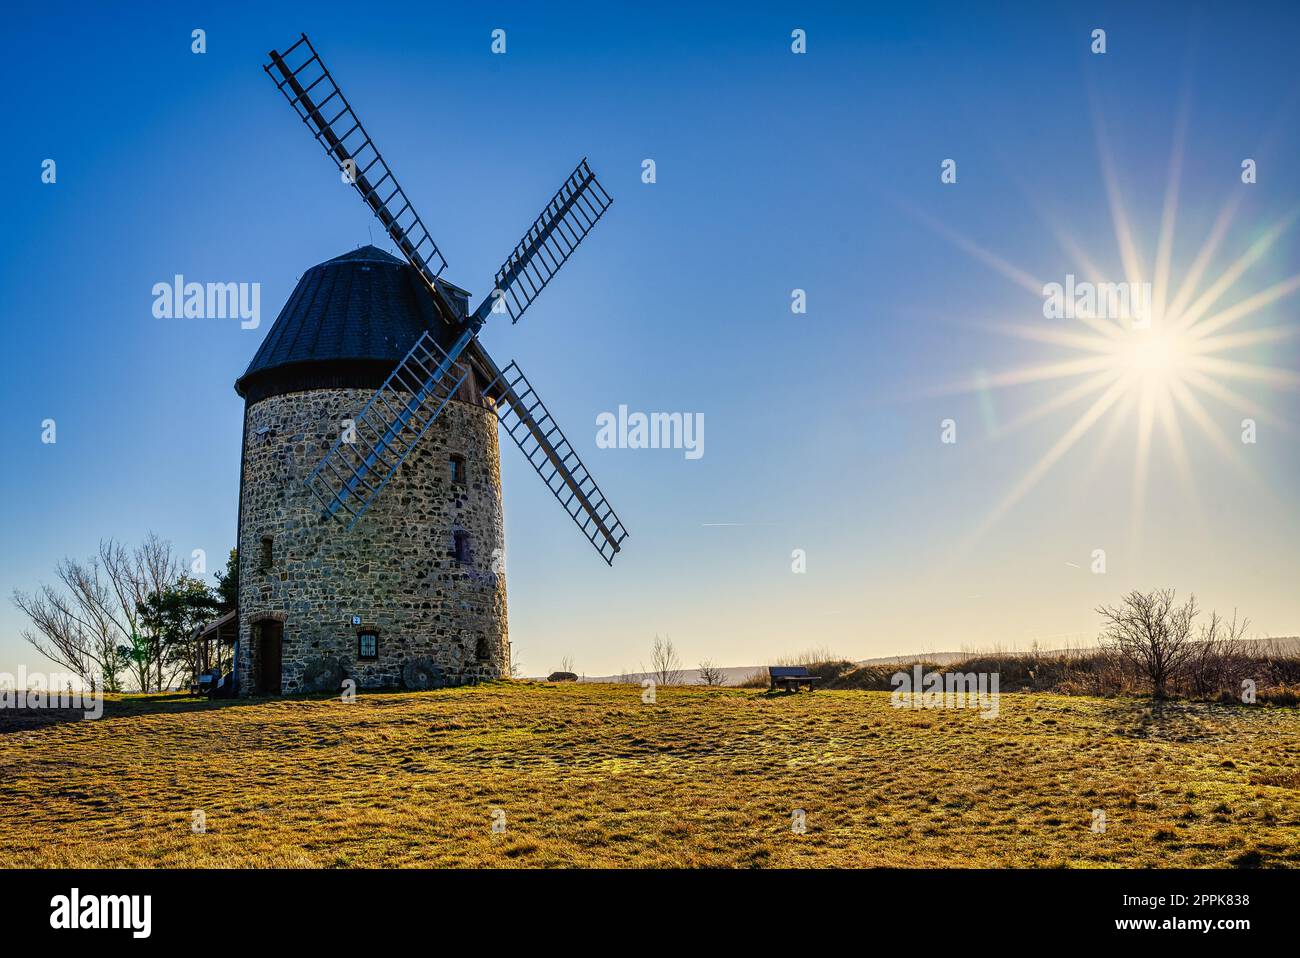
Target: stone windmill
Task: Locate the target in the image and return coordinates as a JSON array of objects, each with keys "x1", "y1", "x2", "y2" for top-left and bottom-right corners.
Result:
[{"x1": 233, "y1": 35, "x2": 628, "y2": 696}]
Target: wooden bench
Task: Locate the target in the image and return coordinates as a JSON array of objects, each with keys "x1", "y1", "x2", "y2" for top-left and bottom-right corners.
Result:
[
  {"x1": 189, "y1": 669, "x2": 220, "y2": 698},
  {"x1": 769, "y1": 666, "x2": 820, "y2": 692}
]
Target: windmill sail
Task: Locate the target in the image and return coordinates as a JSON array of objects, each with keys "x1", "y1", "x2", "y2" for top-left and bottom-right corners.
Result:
[
  {"x1": 480, "y1": 159, "x2": 613, "y2": 325},
  {"x1": 305, "y1": 331, "x2": 469, "y2": 528},
  {"x1": 482, "y1": 358, "x2": 628, "y2": 564},
  {"x1": 265, "y1": 35, "x2": 460, "y2": 326},
  {"x1": 265, "y1": 34, "x2": 475, "y2": 528},
  {"x1": 265, "y1": 36, "x2": 625, "y2": 548}
]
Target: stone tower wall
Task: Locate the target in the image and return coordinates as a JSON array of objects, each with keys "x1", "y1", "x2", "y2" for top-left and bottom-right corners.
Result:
[{"x1": 236, "y1": 387, "x2": 509, "y2": 695}]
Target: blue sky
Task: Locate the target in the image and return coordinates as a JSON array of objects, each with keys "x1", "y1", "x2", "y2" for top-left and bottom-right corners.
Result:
[{"x1": 3, "y1": 0, "x2": 1298, "y2": 679}]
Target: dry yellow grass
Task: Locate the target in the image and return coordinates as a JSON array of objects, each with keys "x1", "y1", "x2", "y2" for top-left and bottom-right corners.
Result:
[{"x1": 2, "y1": 682, "x2": 1298, "y2": 868}]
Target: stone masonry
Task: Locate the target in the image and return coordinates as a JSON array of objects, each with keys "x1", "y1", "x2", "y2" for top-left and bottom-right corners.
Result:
[{"x1": 236, "y1": 387, "x2": 509, "y2": 695}]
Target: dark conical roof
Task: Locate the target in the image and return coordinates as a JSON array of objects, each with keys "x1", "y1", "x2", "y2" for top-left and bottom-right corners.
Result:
[
  {"x1": 234, "y1": 245, "x2": 472, "y2": 402},
  {"x1": 324, "y1": 245, "x2": 406, "y2": 265}
]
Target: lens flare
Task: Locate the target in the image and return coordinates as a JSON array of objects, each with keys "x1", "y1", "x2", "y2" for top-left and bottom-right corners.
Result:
[{"x1": 905, "y1": 105, "x2": 1299, "y2": 553}]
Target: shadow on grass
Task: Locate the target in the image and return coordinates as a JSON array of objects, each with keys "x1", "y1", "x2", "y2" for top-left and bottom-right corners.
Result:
[
  {"x1": 0, "y1": 692, "x2": 269, "y2": 733},
  {"x1": 1100, "y1": 695, "x2": 1287, "y2": 742},
  {"x1": 1, "y1": 683, "x2": 495, "y2": 732}
]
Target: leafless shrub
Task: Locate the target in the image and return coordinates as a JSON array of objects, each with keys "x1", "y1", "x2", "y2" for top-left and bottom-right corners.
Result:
[
  {"x1": 774, "y1": 646, "x2": 839, "y2": 667},
  {"x1": 1259, "y1": 637, "x2": 1300, "y2": 687},
  {"x1": 647, "y1": 634, "x2": 682, "y2": 686},
  {"x1": 698, "y1": 660, "x2": 726, "y2": 686},
  {"x1": 1258, "y1": 684, "x2": 1300, "y2": 707},
  {"x1": 1097, "y1": 589, "x2": 1199, "y2": 699},
  {"x1": 1183, "y1": 610, "x2": 1251, "y2": 698}
]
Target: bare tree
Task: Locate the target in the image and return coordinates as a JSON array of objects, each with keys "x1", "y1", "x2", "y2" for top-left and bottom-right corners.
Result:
[
  {"x1": 100, "y1": 538, "x2": 151, "y2": 691},
  {"x1": 108, "y1": 534, "x2": 182, "y2": 690},
  {"x1": 558, "y1": 655, "x2": 576, "y2": 676},
  {"x1": 648, "y1": 634, "x2": 683, "y2": 686},
  {"x1": 115, "y1": 534, "x2": 189, "y2": 690},
  {"x1": 12, "y1": 556, "x2": 128, "y2": 692},
  {"x1": 14, "y1": 533, "x2": 187, "y2": 693},
  {"x1": 1097, "y1": 589, "x2": 1199, "y2": 699},
  {"x1": 698, "y1": 659, "x2": 726, "y2": 686}
]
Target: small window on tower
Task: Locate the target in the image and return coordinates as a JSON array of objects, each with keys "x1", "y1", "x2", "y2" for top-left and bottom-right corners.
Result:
[
  {"x1": 449, "y1": 454, "x2": 466, "y2": 484},
  {"x1": 475, "y1": 634, "x2": 490, "y2": 662},
  {"x1": 259, "y1": 536, "x2": 273, "y2": 572},
  {"x1": 358, "y1": 630, "x2": 378, "y2": 660},
  {"x1": 453, "y1": 531, "x2": 472, "y2": 564}
]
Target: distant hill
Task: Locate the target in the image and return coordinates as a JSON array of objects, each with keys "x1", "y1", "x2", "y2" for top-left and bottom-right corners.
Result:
[
  {"x1": 546, "y1": 637, "x2": 1300, "y2": 686},
  {"x1": 851, "y1": 636, "x2": 1300, "y2": 666},
  {"x1": 572, "y1": 665, "x2": 765, "y2": 686}
]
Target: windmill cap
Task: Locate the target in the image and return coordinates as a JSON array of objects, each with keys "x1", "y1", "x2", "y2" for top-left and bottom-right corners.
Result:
[
  {"x1": 322, "y1": 246, "x2": 473, "y2": 297},
  {"x1": 325, "y1": 244, "x2": 404, "y2": 265},
  {"x1": 234, "y1": 245, "x2": 471, "y2": 403}
]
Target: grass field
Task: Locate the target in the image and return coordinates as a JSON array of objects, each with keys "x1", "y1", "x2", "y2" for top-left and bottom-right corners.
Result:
[{"x1": 2, "y1": 682, "x2": 1298, "y2": 868}]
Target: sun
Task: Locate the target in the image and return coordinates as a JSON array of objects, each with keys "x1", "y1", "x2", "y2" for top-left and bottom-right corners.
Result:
[
  {"x1": 1125, "y1": 328, "x2": 1183, "y2": 382},
  {"x1": 903, "y1": 104, "x2": 1300, "y2": 552}
]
